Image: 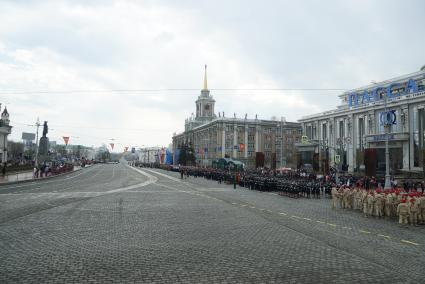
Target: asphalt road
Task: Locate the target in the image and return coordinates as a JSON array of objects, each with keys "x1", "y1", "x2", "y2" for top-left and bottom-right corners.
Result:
[{"x1": 1, "y1": 163, "x2": 424, "y2": 283}]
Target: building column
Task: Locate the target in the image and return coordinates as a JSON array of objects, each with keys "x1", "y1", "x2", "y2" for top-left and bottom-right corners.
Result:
[
  {"x1": 244, "y1": 125, "x2": 248, "y2": 158},
  {"x1": 221, "y1": 123, "x2": 226, "y2": 158},
  {"x1": 233, "y1": 125, "x2": 237, "y2": 158},
  {"x1": 409, "y1": 106, "x2": 416, "y2": 169},
  {"x1": 348, "y1": 115, "x2": 355, "y2": 173},
  {"x1": 255, "y1": 125, "x2": 259, "y2": 153},
  {"x1": 330, "y1": 118, "x2": 335, "y2": 167}
]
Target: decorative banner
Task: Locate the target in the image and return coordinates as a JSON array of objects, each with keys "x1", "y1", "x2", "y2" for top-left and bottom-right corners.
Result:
[
  {"x1": 110, "y1": 143, "x2": 114, "y2": 150},
  {"x1": 63, "y1": 136, "x2": 70, "y2": 145},
  {"x1": 239, "y1": 143, "x2": 245, "y2": 151},
  {"x1": 124, "y1": 146, "x2": 128, "y2": 152}
]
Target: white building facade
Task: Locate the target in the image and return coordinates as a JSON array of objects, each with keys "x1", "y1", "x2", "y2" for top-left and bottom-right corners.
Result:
[
  {"x1": 138, "y1": 147, "x2": 163, "y2": 164},
  {"x1": 172, "y1": 66, "x2": 301, "y2": 169},
  {"x1": 297, "y1": 66, "x2": 425, "y2": 176}
]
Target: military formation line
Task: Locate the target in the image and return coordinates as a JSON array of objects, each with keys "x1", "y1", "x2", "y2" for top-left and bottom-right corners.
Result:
[
  {"x1": 331, "y1": 186, "x2": 425, "y2": 226},
  {"x1": 138, "y1": 163, "x2": 425, "y2": 226},
  {"x1": 173, "y1": 166, "x2": 329, "y2": 198}
]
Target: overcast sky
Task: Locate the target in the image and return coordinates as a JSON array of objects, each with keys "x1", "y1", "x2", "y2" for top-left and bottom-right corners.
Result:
[{"x1": 1, "y1": 0, "x2": 424, "y2": 151}]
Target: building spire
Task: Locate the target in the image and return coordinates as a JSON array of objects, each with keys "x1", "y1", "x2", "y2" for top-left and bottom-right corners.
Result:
[{"x1": 203, "y1": 64, "x2": 208, "y2": 90}]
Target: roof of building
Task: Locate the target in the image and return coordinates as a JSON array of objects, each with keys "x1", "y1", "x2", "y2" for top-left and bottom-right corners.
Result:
[
  {"x1": 2, "y1": 107, "x2": 8, "y2": 116},
  {"x1": 174, "y1": 117, "x2": 300, "y2": 137}
]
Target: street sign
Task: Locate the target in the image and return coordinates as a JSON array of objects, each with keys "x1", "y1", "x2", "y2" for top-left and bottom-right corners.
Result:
[
  {"x1": 335, "y1": 154, "x2": 341, "y2": 164},
  {"x1": 22, "y1": 132, "x2": 36, "y2": 141}
]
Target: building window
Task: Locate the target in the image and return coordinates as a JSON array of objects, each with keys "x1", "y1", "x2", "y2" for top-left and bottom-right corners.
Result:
[
  {"x1": 306, "y1": 125, "x2": 312, "y2": 139},
  {"x1": 358, "y1": 117, "x2": 364, "y2": 150},
  {"x1": 322, "y1": 123, "x2": 327, "y2": 141}
]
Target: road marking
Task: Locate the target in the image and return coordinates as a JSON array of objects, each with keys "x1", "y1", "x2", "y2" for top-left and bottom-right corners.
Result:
[
  {"x1": 401, "y1": 240, "x2": 420, "y2": 246},
  {"x1": 136, "y1": 168, "x2": 418, "y2": 248}
]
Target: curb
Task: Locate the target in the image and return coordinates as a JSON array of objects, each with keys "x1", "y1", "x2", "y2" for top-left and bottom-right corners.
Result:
[{"x1": 0, "y1": 165, "x2": 96, "y2": 186}]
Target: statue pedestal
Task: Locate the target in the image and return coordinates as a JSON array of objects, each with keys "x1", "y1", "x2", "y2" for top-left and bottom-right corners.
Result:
[{"x1": 39, "y1": 136, "x2": 50, "y2": 157}]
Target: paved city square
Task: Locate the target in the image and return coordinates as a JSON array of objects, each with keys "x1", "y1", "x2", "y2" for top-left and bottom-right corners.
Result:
[{"x1": 1, "y1": 163, "x2": 424, "y2": 283}]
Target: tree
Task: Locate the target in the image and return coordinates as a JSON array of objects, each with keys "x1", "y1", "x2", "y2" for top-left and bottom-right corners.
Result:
[
  {"x1": 7, "y1": 141, "x2": 24, "y2": 162},
  {"x1": 178, "y1": 142, "x2": 195, "y2": 166}
]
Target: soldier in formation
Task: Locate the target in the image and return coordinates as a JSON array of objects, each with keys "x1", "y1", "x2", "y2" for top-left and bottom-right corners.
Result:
[
  {"x1": 332, "y1": 184, "x2": 425, "y2": 226},
  {"x1": 173, "y1": 166, "x2": 329, "y2": 199}
]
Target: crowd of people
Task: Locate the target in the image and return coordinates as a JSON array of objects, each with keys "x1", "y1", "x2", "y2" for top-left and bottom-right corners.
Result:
[
  {"x1": 175, "y1": 166, "x2": 329, "y2": 198},
  {"x1": 33, "y1": 163, "x2": 74, "y2": 178},
  {"x1": 331, "y1": 183, "x2": 425, "y2": 226},
  {"x1": 143, "y1": 164, "x2": 425, "y2": 227}
]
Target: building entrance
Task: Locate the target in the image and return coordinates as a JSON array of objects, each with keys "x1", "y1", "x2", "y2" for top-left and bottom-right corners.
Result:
[{"x1": 364, "y1": 147, "x2": 402, "y2": 176}]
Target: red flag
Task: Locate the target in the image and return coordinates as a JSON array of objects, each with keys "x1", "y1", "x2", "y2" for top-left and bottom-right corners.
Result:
[
  {"x1": 110, "y1": 143, "x2": 114, "y2": 150},
  {"x1": 239, "y1": 143, "x2": 245, "y2": 151},
  {"x1": 63, "y1": 136, "x2": 70, "y2": 145}
]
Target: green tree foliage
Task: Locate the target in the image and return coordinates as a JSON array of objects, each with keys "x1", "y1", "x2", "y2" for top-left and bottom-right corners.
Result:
[{"x1": 178, "y1": 142, "x2": 195, "y2": 166}]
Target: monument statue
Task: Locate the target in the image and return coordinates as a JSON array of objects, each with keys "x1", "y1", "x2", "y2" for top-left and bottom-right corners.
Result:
[
  {"x1": 42, "y1": 121, "x2": 48, "y2": 137},
  {"x1": 38, "y1": 121, "x2": 50, "y2": 157}
]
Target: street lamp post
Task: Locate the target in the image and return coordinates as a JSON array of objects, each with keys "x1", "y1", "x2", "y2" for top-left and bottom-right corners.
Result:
[
  {"x1": 384, "y1": 94, "x2": 392, "y2": 189},
  {"x1": 34, "y1": 118, "x2": 41, "y2": 167}
]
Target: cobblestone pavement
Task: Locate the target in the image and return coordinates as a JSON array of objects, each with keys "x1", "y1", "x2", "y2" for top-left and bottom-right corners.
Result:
[{"x1": 1, "y1": 164, "x2": 424, "y2": 283}]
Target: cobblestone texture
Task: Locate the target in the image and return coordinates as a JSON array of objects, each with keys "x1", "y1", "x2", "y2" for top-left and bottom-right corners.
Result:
[{"x1": 0, "y1": 164, "x2": 423, "y2": 283}]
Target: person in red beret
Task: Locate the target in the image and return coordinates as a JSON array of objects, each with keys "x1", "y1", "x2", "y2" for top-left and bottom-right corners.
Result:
[
  {"x1": 409, "y1": 198, "x2": 419, "y2": 226},
  {"x1": 397, "y1": 199, "x2": 410, "y2": 226}
]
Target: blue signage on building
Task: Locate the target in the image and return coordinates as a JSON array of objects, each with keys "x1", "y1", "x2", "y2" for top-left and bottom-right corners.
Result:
[
  {"x1": 372, "y1": 134, "x2": 395, "y2": 141},
  {"x1": 379, "y1": 110, "x2": 396, "y2": 126},
  {"x1": 348, "y1": 77, "x2": 421, "y2": 107}
]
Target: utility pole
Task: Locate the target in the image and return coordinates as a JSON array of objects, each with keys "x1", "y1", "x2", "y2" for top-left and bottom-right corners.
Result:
[{"x1": 34, "y1": 117, "x2": 41, "y2": 167}]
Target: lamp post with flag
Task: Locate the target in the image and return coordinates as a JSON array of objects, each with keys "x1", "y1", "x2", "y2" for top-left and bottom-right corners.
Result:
[{"x1": 382, "y1": 94, "x2": 396, "y2": 189}]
